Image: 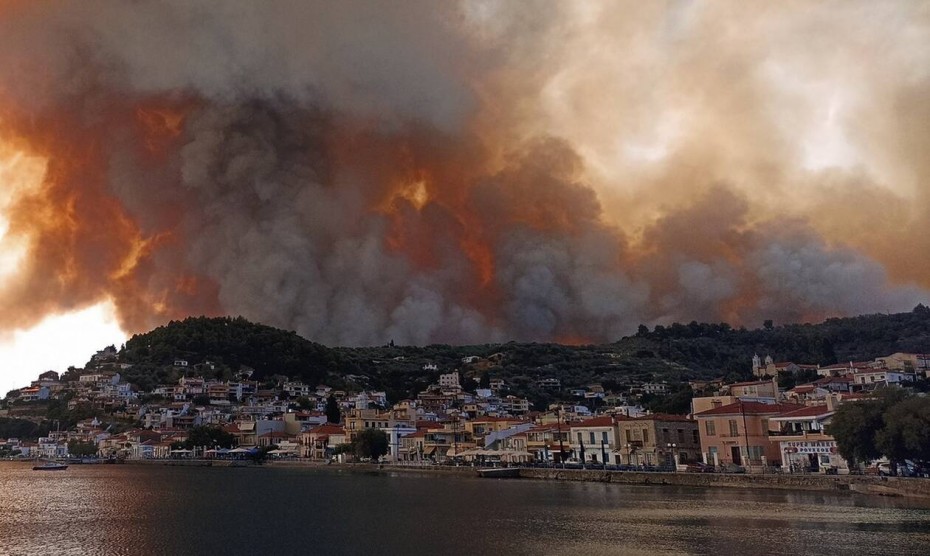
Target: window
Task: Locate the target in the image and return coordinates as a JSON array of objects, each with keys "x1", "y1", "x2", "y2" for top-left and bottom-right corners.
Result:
[
  {"x1": 692, "y1": 430, "x2": 699, "y2": 444},
  {"x1": 643, "y1": 429, "x2": 649, "y2": 443},
  {"x1": 601, "y1": 431, "x2": 608, "y2": 444},
  {"x1": 677, "y1": 429, "x2": 685, "y2": 443},
  {"x1": 577, "y1": 432, "x2": 583, "y2": 444},
  {"x1": 705, "y1": 421, "x2": 716, "y2": 436},
  {"x1": 589, "y1": 432, "x2": 596, "y2": 445},
  {"x1": 625, "y1": 429, "x2": 632, "y2": 442},
  {"x1": 728, "y1": 420, "x2": 739, "y2": 437},
  {"x1": 662, "y1": 428, "x2": 670, "y2": 444}
]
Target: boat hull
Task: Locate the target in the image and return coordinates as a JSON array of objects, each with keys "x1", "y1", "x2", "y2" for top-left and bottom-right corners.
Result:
[
  {"x1": 33, "y1": 464, "x2": 69, "y2": 471},
  {"x1": 477, "y1": 467, "x2": 520, "y2": 478}
]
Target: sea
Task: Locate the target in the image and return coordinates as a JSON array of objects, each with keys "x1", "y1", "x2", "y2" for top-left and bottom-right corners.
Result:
[{"x1": 1, "y1": 462, "x2": 929, "y2": 555}]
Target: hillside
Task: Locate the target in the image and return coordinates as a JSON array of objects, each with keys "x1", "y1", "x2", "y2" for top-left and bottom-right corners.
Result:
[
  {"x1": 106, "y1": 306, "x2": 930, "y2": 406},
  {"x1": 116, "y1": 316, "x2": 344, "y2": 391}
]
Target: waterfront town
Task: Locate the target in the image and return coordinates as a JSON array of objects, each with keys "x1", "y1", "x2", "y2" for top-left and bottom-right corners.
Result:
[{"x1": 2, "y1": 348, "x2": 929, "y2": 476}]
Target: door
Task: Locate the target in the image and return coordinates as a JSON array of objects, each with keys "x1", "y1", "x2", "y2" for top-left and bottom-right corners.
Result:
[{"x1": 731, "y1": 446, "x2": 742, "y2": 465}]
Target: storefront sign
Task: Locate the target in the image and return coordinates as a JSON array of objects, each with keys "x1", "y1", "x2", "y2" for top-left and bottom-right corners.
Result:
[{"x1": 781, "y1": 440, "x2": 836, "y2": 454}]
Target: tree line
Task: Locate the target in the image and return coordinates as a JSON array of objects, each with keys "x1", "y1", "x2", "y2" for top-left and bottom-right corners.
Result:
[{"x1": 827, "y1": 389, "x2": 930, "y2": 474}]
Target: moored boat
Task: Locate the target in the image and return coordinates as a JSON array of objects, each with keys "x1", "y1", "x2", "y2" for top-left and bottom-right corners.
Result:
[
  {"x1": 476, "y1": 467, "x2": 520, "y2": 478},
  {"x1": 33, "y1": 461, "x2": 69, "y2": 471}
]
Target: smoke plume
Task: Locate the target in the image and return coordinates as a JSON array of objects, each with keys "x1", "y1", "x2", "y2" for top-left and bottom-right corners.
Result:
[{"x1": 0, "y1": 1, "x2": 927, "y2": 345}]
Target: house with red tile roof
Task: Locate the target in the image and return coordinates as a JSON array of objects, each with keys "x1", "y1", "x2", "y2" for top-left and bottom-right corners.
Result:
[
  {"x1": 300, "y1": 424, "x2": 347, "y2": 460},
  {"x1": 694, "y1": 401, "x2": 804, "y2": 471},
  {"x1": 769, "y1": 402, "x2": 849, "y2": 474}
]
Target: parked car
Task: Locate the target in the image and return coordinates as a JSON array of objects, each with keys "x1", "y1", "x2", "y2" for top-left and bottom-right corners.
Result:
[
  {"x1": 685, "y1": 462, "x2": 715, "y2": 473},
  {"x1": 719, "y1": 463, "x2": 746, "y2": 474}
]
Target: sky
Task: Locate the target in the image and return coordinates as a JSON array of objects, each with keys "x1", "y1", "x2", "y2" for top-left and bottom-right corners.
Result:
[{"x1": 0, "y1": 1, "x2": 928, "y2": 393}]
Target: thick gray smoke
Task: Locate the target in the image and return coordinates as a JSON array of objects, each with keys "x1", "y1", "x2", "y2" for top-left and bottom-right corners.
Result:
[{"x1": 0, "y1": 1, "x2": 926, "y2": 345}]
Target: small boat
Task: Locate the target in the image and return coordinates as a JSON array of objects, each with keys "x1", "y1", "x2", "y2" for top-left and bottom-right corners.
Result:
[
  {"x1": 477, "y1": 467, "x2": 521, "y2": 479},
  {"x1": 33, "y1": 461, "x2": 69, "y2": 471}
]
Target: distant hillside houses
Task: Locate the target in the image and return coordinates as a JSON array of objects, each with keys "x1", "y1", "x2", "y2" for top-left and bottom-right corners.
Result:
[
  {"x1": 752, "y1": 352, "x2": 929, "y2": 381},
  {"x1": 1, "y1": 344, "x2": 927, "y2": 473}
]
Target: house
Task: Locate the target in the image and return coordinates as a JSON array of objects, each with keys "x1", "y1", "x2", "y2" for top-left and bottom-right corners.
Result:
[
  {"x1": 752, "y1": 354, "x2": 804, "y2": 378},
  {"x1": 785, "y1": 384, "x2": 830, "y2": 403},
  {"x1": 614, "y1": 414, "x2": 700, "y2": 468},
  {"x1": 525, "y1": 424, "x2": 569, "y2": 462},
  {"x1": 873, "y1": 352, "x2": 930, "y2": 372},
  {"x1": 257, "y1": 430, "x2": 296, "y2": 448},
  {"x1": 18, "y1": 386, "x2": 50, "y2": 402},
  {"x1": 816, "y1": 361, "x2": 877, "y2": 377},
  {"x1": 811, "y1": 375, "x2": 854, "y2": 393},
  {"x1": 769, "y1": 402, "x2": 850, "y2": 474},
  {"x1": 694, "y1": 401, "x2": 804, "y2": 471},
  {"x1": 642, "y1": 383, "x2": 668, "y2": 395},
  {"x1": 438, "y1": 372, "x2": 460, "y2": 389},
  {"x1": 851, "y1": 370, "x2": 915, "y2": 390},
  {"x1": 727, "y1": 379, "x2": 778, "y2": 399},
  {"x1": 568, "y1": 416, "x2": 619, "y2": 464},
  {"x1": 501, "y1": 395, "x2": 530, "y2": 414},
  {"x1": 300, "y1": 424, "x2": 347, "y2": 460},
  {"x1": 343, "y1": 408, "x2": 416, "y2": 443}
]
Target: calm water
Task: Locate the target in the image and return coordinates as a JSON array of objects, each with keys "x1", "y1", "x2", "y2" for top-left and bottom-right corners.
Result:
[{"x1": 1, "y1": 462, "x2": 929, "y2": 555}]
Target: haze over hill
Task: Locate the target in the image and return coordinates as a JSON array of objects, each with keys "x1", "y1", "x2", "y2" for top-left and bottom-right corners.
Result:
[{"x1": 106, "y1": 305, "x2": 930, "y2": 406}]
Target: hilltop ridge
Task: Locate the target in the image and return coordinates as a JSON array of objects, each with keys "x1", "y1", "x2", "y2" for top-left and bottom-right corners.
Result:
[{"x1": 107, "y1": 305, "x2": 930, "y2": 405}]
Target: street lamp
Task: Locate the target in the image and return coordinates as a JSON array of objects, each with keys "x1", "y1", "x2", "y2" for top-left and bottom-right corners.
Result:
[{"x1": 666, "y1": 442, "x2": 678, "y2": 471}]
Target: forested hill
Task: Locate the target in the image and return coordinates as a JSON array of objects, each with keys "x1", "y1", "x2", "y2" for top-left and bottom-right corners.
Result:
[
  {"x1": 113, "y1": 306, "x2": 930, "y2": 399},
  {"x1": 631, "y1": 304, "x2": 930, "y2": 374},
  {"x1": 118, "y1": 316, "x2": 342, "y2": 389}
]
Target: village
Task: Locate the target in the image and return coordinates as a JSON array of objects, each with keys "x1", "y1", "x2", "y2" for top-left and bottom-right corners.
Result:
[{"x1": 2, "y1": 348, "x2": 929, "y2": 477}]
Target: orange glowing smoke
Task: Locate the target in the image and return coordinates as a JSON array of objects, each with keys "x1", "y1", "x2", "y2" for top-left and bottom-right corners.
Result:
[{"x1": 0, "y1": 96, "x2": 221, "y2": 334}]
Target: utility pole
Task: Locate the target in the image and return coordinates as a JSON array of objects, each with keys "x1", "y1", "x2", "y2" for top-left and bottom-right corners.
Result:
[{"x1": 740, "y1": 400, "x2": 751, "y2": 468}]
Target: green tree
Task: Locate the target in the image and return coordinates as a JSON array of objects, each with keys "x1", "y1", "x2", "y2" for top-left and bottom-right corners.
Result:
[
  {"x1": 325, "y1": 395, "x2": 341, "y2": 424},
  {"x1": 827, "y1": 388, "x2": 908, "y2": 469},
  {"x1": 67, "y1": 440, "x2": 99, "y2": 457},
  {"x1": 876, "y1": 395, "x2": 930, "y2": 472},
  {"x1": 180, "y1": 426, "x2": 236, "y2": 449},
  {"x1": 352, "y1": 428, "x2": 389, "y2": 461},
  {"x1": 827, "y1": 399, "x2": 885, "y2": 467}
]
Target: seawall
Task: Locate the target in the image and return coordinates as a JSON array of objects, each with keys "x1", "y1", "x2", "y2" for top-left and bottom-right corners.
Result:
[{"x1": 518, "y1": 468, "x2": 930, "y2": 499}]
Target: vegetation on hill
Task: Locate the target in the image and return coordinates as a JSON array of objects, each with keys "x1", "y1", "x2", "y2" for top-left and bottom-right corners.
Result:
[
  {"x1": 118, "y1": 316, "x2": 345, "y2": 391},
  {"x1": 633, "y1": 304, "x2": 930, "y2": 372},
  {"x1": 95, "y1": 305, "x2": 930, "y2": 410}
]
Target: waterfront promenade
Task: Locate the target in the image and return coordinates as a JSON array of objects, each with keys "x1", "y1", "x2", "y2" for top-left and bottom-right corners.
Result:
[{"x1": 118, "y1": 458, "x2": 930, "y2": 502}]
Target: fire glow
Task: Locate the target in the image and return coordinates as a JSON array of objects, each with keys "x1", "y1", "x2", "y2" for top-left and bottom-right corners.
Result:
[{"x1": 0, "y1": 1, "x2": 926, "y2": 349}]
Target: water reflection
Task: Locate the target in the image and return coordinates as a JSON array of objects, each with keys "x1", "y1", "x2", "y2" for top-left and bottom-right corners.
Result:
[{"x1": 1, "y1": 462, "x2": 929, "y2": 555}]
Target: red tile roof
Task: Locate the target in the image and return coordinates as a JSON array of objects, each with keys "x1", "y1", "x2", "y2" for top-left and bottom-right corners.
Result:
[
  {"x1": 773, "y1": 405, "x2": 834, "y2": 419},
  {"x1": 729, "y1": 380, "x2": 773, "y2": 388},
  {"x1": 571, "y1": 416, "x2": 616, "y2": 428},
  {"x1": 695, "y1": 401, "x2": 804, "y2": 417},
  {"x1": 631, "y1": 413, "x2": 693, "y2": 423},
  {"x1": 307, "y1": 424, "x2": 345, "y2": 436}
]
